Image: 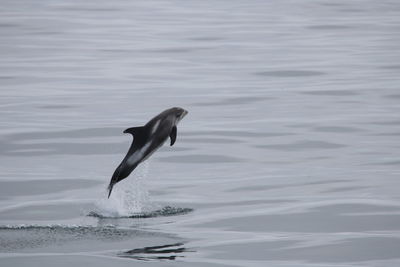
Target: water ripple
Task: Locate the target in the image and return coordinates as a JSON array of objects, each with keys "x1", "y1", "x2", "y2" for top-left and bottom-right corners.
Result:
[{"x1": 88, "y1": 206, "x2": 193, "y2": 219}]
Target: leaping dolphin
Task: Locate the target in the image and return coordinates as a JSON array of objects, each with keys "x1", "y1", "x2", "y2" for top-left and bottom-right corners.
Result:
[{"x1": 107, "y1": 107, "x2": 188, "y2": 198}]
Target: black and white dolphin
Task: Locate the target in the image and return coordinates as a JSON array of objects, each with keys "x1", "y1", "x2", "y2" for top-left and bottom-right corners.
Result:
[{"x1": 107, "y1": 107, "x2": 188, "y2": 198}]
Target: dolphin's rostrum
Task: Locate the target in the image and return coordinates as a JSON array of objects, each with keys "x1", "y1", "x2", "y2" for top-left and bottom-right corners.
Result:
[{"x1": 107, "y1": 107, "x2": 188, "y2": 198}]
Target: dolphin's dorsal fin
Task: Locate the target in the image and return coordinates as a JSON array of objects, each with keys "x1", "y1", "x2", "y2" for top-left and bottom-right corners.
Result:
[
  {"x1": 170, "y1": 126, "x2": 177, "y2": 146},
  {"x1": 123, "y1": 126, "x2": 147, "y2": 145}
]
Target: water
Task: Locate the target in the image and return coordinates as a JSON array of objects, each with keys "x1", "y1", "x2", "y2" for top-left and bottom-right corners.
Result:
[{"x1": 1, "y1": 0, "x2": 400, "y2": 266}]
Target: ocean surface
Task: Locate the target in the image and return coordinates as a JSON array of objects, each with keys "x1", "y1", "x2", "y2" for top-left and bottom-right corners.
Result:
[{"x1": 1, "y1": 0, "x2": 400, "y2": 266}]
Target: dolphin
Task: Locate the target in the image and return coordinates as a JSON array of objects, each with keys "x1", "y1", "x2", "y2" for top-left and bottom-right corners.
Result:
[{"x1": 107, "y1": 107, "x2": 188, "y2": 198}]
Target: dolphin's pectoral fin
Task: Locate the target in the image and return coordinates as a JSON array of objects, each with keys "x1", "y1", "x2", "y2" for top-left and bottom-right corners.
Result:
[
  {"x1": 123, "y1": 126, "x2": 147, "y2": 145},
  {"x1": 170, "y1": 126, "x2": 177, "y2": 146}
]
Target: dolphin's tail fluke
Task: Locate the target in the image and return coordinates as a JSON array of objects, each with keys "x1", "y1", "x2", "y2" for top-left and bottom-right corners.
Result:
[
  {"x1": 107, "y1": 161, "x2": 137, "y2": 198},
  {"x1": 107, "y1": 162, "x2": 124, "y2": 198},
  {"x1": 107, "y1": 182, "x2": 114, "y2": 198}
]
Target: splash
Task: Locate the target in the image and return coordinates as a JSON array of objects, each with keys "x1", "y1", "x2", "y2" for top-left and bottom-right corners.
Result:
[
  {"x1": 94, "y1": 161, "x2": 151, "y2": 217},
  {"x1": 89, "y1": 161, "x2": 194, "y2": 219}
]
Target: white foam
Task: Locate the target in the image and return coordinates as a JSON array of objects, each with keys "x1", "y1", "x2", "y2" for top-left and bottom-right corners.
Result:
[{"x1": 94, "y1": 161, "x2": 150, "y2": 217}]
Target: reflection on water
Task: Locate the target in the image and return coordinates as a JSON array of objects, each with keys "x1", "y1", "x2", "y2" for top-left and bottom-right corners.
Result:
[
  {"x1": 1, "y1": 0, "x2": 400, "y2": 266},
  {"x1": 120, "y1": 243, "x2": 189, "y2": 261}
]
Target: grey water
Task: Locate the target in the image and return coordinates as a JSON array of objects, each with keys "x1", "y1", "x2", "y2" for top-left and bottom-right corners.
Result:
[{"x1": 1, "y1": 0, "x2": 400, "y2": 266}]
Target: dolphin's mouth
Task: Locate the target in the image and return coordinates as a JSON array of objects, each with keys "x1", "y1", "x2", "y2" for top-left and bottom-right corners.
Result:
[{"x1": 182, "y1": 110, "x2": 188, "y2": 118}]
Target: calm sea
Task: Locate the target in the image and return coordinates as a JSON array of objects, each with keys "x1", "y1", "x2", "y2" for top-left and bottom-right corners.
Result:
[{"x1": 1, "y1": 0, "x2": 400, "y2": 266}]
